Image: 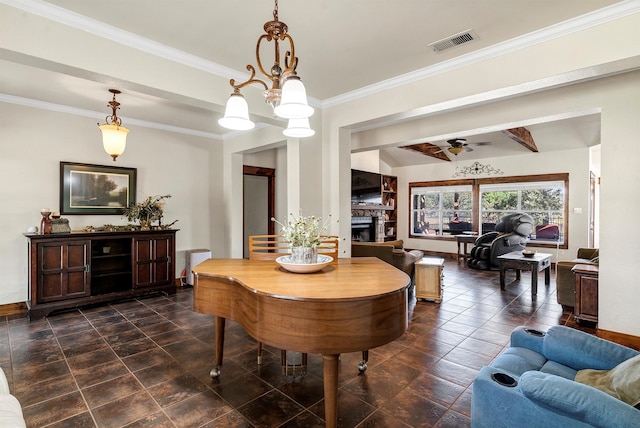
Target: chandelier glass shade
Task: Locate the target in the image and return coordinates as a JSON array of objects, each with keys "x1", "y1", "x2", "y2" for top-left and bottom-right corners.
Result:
[
  {"x1": 100, "y1": 124, "x2": 129, "y2": 160},
  {"x1": 274, "y1": 76, "x2": 314, "y2": 119},
  {"x1": 98, "y1": 89, "x2": 129, "y2": 161},
  {"x1": 283, "y1": 117, "x2": 314, "y2": 138},
  {"x1": 218, "y1": 93, "x2": 255, "y2": 130},
  {"x1": 218, "y1": 0, "x2": 314, "y2": 137}
]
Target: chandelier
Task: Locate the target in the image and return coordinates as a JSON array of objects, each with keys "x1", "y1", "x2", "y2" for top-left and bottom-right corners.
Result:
[
  {"x1": 98, "y1": 89, "x2": 129, "y2": 161},
  {"x1": 218, "y1": 0, "x2": 314, "y2": 137}
]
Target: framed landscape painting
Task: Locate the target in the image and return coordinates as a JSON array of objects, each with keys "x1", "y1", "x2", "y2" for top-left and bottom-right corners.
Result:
[{"x1": 60, "y1": 162, "x2": 136, "y2": 215}]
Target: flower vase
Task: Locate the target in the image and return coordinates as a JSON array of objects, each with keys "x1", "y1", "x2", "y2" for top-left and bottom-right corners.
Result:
[
  {"x1": 290, "y1": 246, "x2": 318, "y2": 264},
  {"x1": 140, "y1": 219, "x2": 151, "y2": 231}
]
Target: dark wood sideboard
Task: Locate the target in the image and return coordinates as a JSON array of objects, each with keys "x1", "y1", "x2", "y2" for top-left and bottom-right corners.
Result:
[{"x1": 25, "y1": 229, "x2": 177, "y2": 320}]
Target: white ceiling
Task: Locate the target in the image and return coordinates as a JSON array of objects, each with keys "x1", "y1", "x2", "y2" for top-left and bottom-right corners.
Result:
[{"x1": 1, "y1": 0, "x2": 622, "y2": 164}]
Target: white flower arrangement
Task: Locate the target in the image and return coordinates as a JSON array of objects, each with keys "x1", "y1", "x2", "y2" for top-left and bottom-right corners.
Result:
[{"x1": 271, "y1": 212, "x2": 334, "y2": 247}]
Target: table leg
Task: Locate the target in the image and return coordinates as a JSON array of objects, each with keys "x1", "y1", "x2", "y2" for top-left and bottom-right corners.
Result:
[
  {"x1": 457, "y1": 241, "x2": 462, "y2": 264},
  {"x1": 500, "y1": 266, "x2": 506, "y2": 290},
  {"x1": 210, "y1": 316, "x2": 225, "y2": 378},
  {"x1": 323, "y1": 354, "x2": 340, "y2": 428},
  {"x1": 544, "y1": 266, "x2": 551, "y2": 285},
  {"x1": 515, "y1": 269, "x2": 521, "y2": 280},
  {"x1": 531, "y1": 268, "x2": 538, "y2": 296}
]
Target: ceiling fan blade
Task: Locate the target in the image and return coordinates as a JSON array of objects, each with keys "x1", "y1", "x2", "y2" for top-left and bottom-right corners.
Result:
[
  {"x1": 464, "y1": 146, "x2": 474, "y2": 152},
  {"x1": 469, "y1": 141, "x2": 492, "y2": 146}
]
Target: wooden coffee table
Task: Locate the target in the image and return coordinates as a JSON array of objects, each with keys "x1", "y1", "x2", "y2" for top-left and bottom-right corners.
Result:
[{"x1": 498, "y1": 251, "x2": 552, "y2": 296}]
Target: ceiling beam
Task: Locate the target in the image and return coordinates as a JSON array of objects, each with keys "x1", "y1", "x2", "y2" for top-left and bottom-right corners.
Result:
[
  {"x1": 502, "y1": 127, "x2": 538, "y2": 152},
  {"x1": 400, "y1": 142, "x2": 451, "y2": 161}
]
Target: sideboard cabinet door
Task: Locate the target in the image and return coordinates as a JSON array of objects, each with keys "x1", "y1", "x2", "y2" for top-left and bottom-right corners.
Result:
[
  {"x1": 134, "y1": 234, "x2": 173, "y2": 288},
  {"x1": 37, "y1": 240, "x2": 90, "y2": 303}
]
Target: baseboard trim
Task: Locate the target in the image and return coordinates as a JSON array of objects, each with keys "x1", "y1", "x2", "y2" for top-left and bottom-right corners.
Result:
[
  {"x1": 0, "y1": 302, "x2": 28, "y2": 318},
  {"x1": 598, "y1": 328, "x2": 640, "y2": 351}
]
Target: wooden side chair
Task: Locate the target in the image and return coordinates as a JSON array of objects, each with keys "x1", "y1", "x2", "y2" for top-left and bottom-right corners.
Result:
[{"x1": 248, "y1": 235, "x2": 368, "y2": 374}]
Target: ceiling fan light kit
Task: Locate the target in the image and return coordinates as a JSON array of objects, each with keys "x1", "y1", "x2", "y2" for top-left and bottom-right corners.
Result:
[
  {"x1": 445, "y1": 138, "x2": 491, "y2": 156},
  {"x1": 218, "y1": 0, "x2": 314, "y2": 137},
  {"x1": 447, "y1": 146, "x2": 465, "y2": 155}
]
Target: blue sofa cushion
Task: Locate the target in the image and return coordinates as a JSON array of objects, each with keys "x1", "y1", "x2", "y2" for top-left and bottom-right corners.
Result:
[
  {"x1": 491, "y1": 347, "x2": 546, "y2": 378},
  {"x1": 540, "y1": 360, "x2": 578, "y2": 380},
  {"x1": 543, "y1": 325, "x2": 639, "y2": 371},
  {"x1": 575, "y1": 354, "x2": 640, "y2": 408},
  {"x1": 520, "y1": 371, "x2": 640, "y2": 427}
]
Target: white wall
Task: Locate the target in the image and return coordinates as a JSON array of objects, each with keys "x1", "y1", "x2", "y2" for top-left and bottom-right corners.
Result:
[{"x1": 0, "y1": 102, "x2": 216, "y2": 304}]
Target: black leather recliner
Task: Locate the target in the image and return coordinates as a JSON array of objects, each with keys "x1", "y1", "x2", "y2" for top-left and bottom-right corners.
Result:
[{"x1": 467, "y1": 213, "x2": 533, "y2": 270}]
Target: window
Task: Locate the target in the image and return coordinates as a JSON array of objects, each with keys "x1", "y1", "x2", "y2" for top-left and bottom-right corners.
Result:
[
  {"x1": 409, "y1": 174, "x2": 569, "y2": 248},
  {"x1": 481, "y1": 180, "x2": 565, "y2": 244},
  {"x1": 411, "y1": 184, "x2": 473, "y2": 237}
]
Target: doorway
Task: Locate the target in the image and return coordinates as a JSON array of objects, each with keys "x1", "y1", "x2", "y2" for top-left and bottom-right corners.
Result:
[{"x1": 243, "y1": 165, "x2": 275, "y2": 258}]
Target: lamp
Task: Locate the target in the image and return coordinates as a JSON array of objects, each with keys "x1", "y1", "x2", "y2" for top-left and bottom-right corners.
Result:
[
  {"x1": 218, "y1": 0, "x2": 314, "y2": 136},
  {"x1": 448, "y1": 146, "x2": 465, "y2": 155},
  {"x1": 98, "y1": 89, "x2": 129, "y2": 161},
  {"x1": 283, "y1": 117, "x2": 314, "y2": 138}
]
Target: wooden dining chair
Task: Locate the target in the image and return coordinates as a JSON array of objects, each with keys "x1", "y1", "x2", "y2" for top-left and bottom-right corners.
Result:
[{"x1": 248, "y1": 235, "x2": 308, "y2": 374}]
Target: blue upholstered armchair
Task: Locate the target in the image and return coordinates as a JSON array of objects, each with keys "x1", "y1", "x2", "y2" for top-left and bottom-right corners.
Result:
[{"x1": 472, "y1": 326, "x2": 640, "y2": 428}]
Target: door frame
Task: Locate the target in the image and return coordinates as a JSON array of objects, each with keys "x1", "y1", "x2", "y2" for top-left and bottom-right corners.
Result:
[{"x1": 243, "y1": 165, "x2": 276, "y2": 238}]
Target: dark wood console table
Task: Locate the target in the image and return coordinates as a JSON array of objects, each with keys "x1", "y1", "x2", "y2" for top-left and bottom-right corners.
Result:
[
  {"x1": 455, "y1": 234, "x2": 477, "y2": 264},
  {"x1": 25, "y1": 229, "x2": 177, "y2": 320}
]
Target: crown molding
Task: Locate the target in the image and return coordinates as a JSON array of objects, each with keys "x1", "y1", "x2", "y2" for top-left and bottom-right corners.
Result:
[
  {"x1": 0, "y1": 0, "x2": 238, "y2": 78},
  {"x1": 1, "y1": 0, "x2": 637, "y2": 111},
  {"x1": 0, "y1": 93, "x2": 222, "y2": 139},
  {"x1": 321, "y1": 0, "x2": 640, "y2": 107}
]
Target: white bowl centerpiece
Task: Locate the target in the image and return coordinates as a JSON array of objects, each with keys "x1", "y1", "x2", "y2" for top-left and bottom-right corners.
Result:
[{"x1": 272, "y1": 211, "x2": 333, "y2": 265}]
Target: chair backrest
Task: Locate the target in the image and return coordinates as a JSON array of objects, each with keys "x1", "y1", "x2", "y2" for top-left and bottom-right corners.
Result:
[
  {"x1": 249, "y1": 235, "x2": 339, "y2": 263},
  {"x1": 317, "y1": 236, "x2": 339, "y2": 263},
  {"x1": 248, "y1": 235, "x2": 290, "y2": 260}
]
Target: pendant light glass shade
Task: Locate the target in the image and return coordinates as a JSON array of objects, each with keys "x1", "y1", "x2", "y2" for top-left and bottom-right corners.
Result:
[
  {"x1": 274, "y1": 76, "x2": 314, "y2": 119},
  {"x1": 283, "y1": 117, "x2": 315, "y2": 138},
  {"x1": 99, "y1": 124, "x2": 129, "y2": 161},
  {"x1": 218, "y1": 93, "x2": 255, "y2": 130}
]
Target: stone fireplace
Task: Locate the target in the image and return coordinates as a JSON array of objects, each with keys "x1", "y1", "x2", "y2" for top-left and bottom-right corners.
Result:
[{"x1": 351, "y1": 205, "x2": 394, "y2": 242}]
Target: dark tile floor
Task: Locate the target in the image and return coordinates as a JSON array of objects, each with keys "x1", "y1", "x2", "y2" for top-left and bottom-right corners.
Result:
[{"x1": 0, "y1": 259, "x2": 589, "y2": 428}]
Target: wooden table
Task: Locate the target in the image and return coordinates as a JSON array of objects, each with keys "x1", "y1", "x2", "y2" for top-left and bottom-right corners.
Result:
[
  {"x1": 455, "y1": 234, "x2": 478, "y2": 264},
  {"x1": 192, "y1": 257, "x2": 410, "y2": 428},
  {"x1": 498, "y1": 251, "x2": 552, "y2": 296}
]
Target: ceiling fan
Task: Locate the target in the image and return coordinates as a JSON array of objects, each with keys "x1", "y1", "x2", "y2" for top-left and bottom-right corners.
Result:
[{"x1": 435, "y1": 138, "x2": 491, "y2": 155}]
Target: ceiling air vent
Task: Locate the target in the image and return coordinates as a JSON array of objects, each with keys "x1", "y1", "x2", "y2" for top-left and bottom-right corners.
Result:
[{"x1": 428, "y1": 29, "x2": 478, "y2": 53}]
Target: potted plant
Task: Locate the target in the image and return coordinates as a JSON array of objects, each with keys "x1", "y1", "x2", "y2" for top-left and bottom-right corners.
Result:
[
  {"x1": 122, "y1": 194, "x2": 171, "y2": 230},
  {"x1": 272, "y1": 211, "x2": 333, "y2": 264}
]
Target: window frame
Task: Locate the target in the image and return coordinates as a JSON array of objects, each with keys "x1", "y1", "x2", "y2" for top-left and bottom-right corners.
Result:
[
  {"x1": 408, "y1": 173, "x2": 569, "y2": 249},
  {"x1": 409, "y1": 181, "x2": 474, "y2": 237}
]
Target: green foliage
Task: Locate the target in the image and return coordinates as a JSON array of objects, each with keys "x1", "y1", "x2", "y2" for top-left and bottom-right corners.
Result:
[
  {"x1": 272, "y1": 212, "x2": 333, "y2": 247},
  {"x1": 443, "y1": 191, "x2": 472, "y2": 210},
  {"x1": 522, "y1": 189, "x2": 563, "y2": 210},
  {"x1": 122, "y1": 194, "x2": 171, "y2": 223},
  {"x1": 482, "y1": 191, "x2": 518, "y2": 210}
]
